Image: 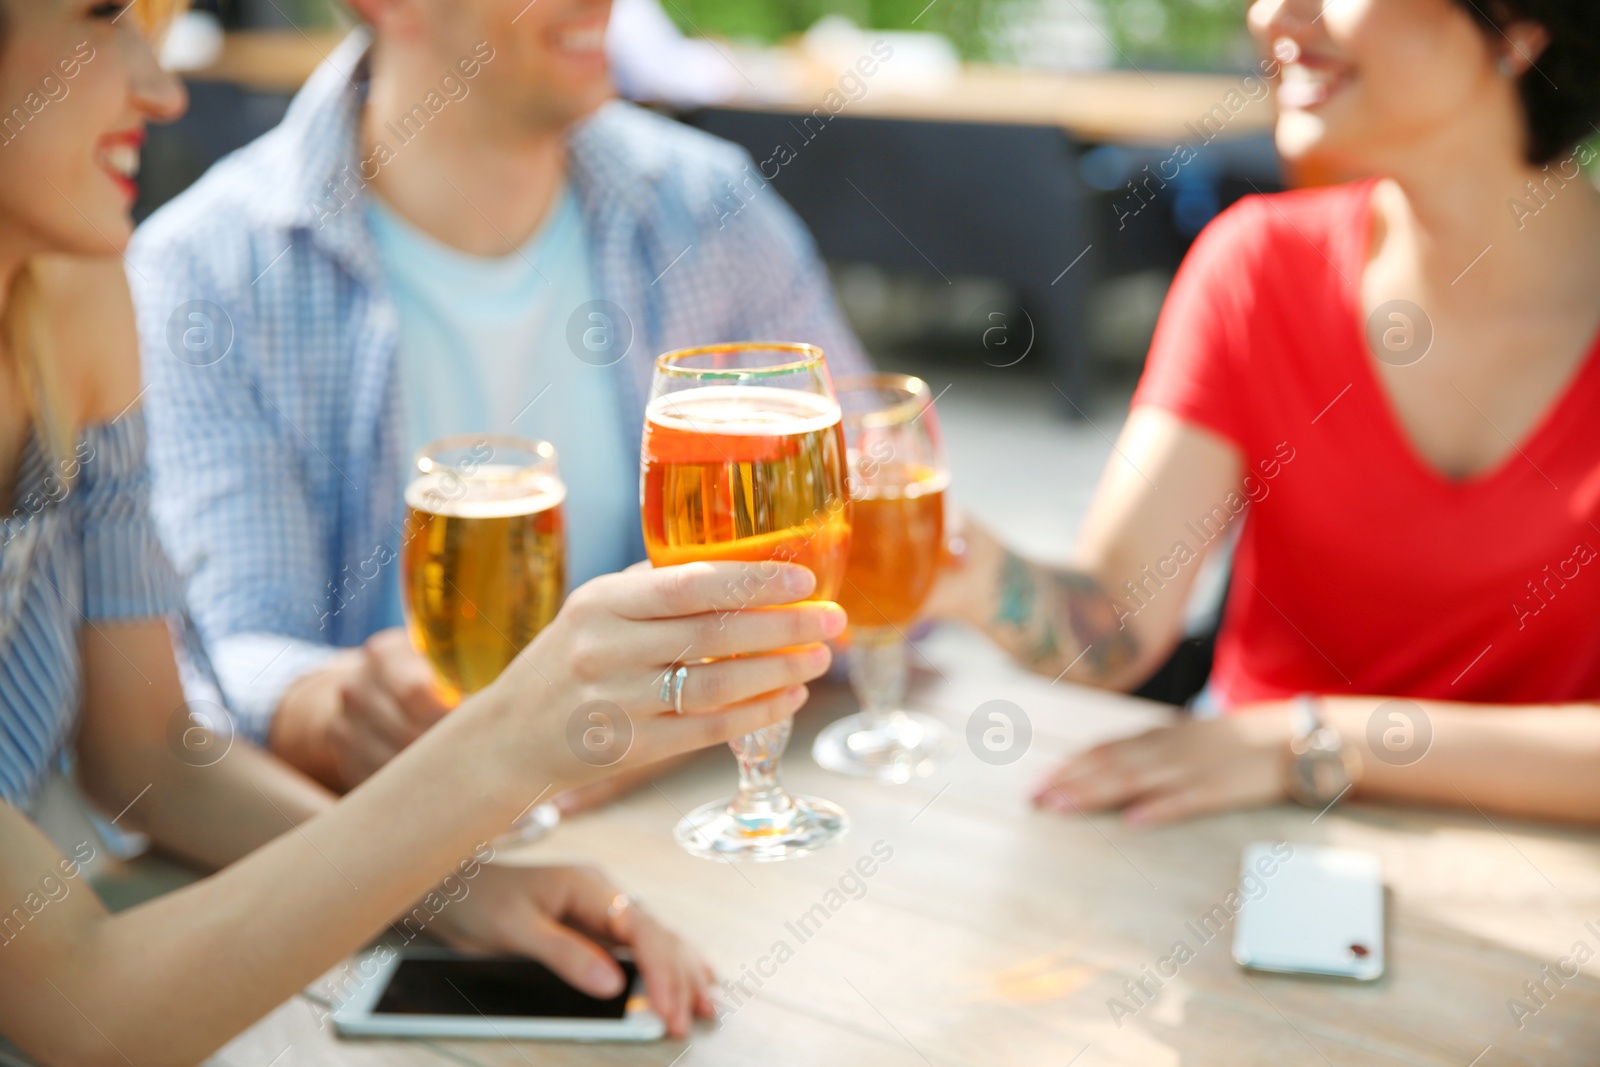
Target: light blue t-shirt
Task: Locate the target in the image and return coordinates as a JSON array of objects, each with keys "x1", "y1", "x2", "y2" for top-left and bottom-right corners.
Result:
[{"x1": 367, "y1": 187, "x2": 637, "y2": 618}]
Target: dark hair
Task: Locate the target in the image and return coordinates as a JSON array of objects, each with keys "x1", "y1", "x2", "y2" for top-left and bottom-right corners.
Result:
[{"x1": 1454, "y1": 0, "x2": 1600, "y2": 165}]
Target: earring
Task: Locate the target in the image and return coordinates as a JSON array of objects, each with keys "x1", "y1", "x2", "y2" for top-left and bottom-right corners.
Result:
[{"x1": 1498, "y1": 55, "x2": 1518, "y2": 77}]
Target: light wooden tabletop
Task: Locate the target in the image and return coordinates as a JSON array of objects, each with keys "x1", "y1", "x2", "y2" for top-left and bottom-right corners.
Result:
[{"x1": 204, "y1": 626, "x2": 1600, "y2": 1067}]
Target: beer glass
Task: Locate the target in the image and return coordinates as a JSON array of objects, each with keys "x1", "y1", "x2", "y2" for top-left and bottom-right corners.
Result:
[
  {"x1": 403, "y1": 434, "x2": 567, "y2": 843},
  {"x1": 812, "y1": 375, "x2": 954, "y2": 782},
  {"x1": 642, "y1": 343, "x2": 850, "y2": 861}
]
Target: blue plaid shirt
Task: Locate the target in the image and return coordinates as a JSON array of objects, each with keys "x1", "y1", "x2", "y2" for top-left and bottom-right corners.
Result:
[{"x1": 129, "y1": 30, "x2": 867, "y2": 741}]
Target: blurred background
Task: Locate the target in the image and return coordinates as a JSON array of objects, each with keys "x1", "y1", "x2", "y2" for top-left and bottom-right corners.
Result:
[{"x1": 143, "y1": 0, "x2": 1282, "y2": 406}]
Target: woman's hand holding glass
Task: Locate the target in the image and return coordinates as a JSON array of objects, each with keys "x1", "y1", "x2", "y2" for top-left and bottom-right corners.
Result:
[{"x1": 473, "y1": 559, "x2": 844, "y2": 799}]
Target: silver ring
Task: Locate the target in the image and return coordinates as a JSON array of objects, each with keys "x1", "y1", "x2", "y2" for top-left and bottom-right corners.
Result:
[
  {"x1": 666, "y1": 664, "x2": 689, "y2": 714},
  {"x1": 606, "y1": 892, "x2": 634, "y2": 938}
]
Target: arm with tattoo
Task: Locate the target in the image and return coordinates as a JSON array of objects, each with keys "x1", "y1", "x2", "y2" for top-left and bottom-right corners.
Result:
[{"x1": 937, "y1": 521, "x2": 1143, "y2": 690}]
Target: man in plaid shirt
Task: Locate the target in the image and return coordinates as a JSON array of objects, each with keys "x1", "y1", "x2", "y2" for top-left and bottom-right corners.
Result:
[{"x1": 130, "y1": 5, "x2": 867, "y2": 792}]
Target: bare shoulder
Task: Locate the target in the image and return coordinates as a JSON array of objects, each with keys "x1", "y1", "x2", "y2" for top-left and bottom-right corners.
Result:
[{"x1": 28, "y1": 254, "x2": 141, "y2": 425}]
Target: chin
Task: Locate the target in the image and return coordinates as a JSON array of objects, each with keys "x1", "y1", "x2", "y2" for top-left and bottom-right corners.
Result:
[
  {"x1": 1273, "y1": 113, "x2": 1368, "y2": 177},
  {"x1": 54, "y1": 215, "x2": 134, "y2": 258},
  {"x1": 547, "y1": 83, "x2": 614, "y2": 127},
  {"x1": 1274, "y1": 110, "x2": 1326, "y2": 156}
]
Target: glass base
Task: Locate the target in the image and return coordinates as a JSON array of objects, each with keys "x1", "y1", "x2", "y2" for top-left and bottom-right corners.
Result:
[
  {"x1": 812, "y1": 711, "x2": 953, "y2": 784},
  {"x1": 675, "y1": 794, "x2": 848, "y2": 862}
]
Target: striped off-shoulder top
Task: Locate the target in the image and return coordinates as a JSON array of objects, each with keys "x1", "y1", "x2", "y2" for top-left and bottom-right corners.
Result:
[{"x1": 0, "y1": 410, "x2": 181, "y2": 807}]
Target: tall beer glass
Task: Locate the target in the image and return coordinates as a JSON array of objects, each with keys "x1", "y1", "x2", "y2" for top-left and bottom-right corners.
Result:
[
  {"x1": 642, "y1": 343, "x2": 850, "y2": 861},
  {"x1": 812, "y1": 375, "x2": 953, "y2": 782},
  {"x1": 403, "y1": 434, "x2": 566, "y2": 841}
]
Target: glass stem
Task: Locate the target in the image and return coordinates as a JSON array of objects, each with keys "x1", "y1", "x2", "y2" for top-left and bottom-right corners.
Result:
[
  {"x1": 729, "y1": 719, "x2": 795, "y2": 815},
  {"x1": 849, "y1": 626, "x2": 908, "y2": 732}
]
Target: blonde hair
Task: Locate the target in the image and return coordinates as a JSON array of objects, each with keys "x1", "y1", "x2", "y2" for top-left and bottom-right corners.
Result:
[
  {"x1": 2, "y1": 0, "x2": 188, "y2": 469},
  {"x1": 130, "y1": 0, "x2": 189, "y2": 38}
]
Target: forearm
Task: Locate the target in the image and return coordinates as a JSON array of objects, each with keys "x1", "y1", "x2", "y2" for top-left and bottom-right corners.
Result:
[
  {"x1": 30, "y1": 693, "x2": 540, "y2": 1066},
  {"x1": 1324, "y1": 697, "x2": 1600, "y2": 823},
  {"x1": 77, "y1": 623, "x2": 339, "y2": 869},
  {"x1": 89, "y1": 735, "x2": 335, "y2": 872},
  {"x1": 945, "y1": 521, "x2": 1149, "y2": 690}
]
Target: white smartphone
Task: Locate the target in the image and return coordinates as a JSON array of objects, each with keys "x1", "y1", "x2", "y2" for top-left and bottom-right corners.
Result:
[
  {"x1": 1231, "y1": 842, "x2": 1384, "y2": 981},
  {"x1": 330, "y1": 946, "x2": 666, "y2": 1041}
]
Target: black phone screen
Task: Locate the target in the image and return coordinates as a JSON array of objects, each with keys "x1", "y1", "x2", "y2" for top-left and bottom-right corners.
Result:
[{"x1": 373, "y1": 954, "x2": 637, "y2": 1019}]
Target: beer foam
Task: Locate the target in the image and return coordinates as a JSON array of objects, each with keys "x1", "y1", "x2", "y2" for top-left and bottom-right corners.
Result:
[
  {"x1": 405, "y1": 464, "x2": 567, "y2": 519},
  {"x1": 645, "y1": 385, "x2": 841, "y2": 436},
  {"x1": 854, "y1": 466, "x2": 951, "y2": 500}
]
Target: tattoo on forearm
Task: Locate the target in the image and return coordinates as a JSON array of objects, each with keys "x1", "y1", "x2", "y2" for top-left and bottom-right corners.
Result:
[
  {"x1": 995, "y1": 552, "x2": 1037, "y2": 628},
  {"x1": 989, "y1": 551, "x2": 1140, "y2": 682}
]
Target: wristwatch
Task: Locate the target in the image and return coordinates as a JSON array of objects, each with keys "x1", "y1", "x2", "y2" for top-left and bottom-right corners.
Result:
[{"x1": 1284, "y1": 694, "x2": 1359, "y2": 808}]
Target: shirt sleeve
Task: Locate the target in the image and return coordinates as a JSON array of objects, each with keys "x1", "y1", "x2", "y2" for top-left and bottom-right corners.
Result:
[
  {"x1": 127, "y1": 234, "x2": 339, "y2": 742},
  {"x1": 712, "y1": 164, "x2": 874, "y2": 381},
  {"x1": 1130, "y1": 196, "x2": 1266, "y2": 453},
  {"x1": 76, "y1": 411, "x2": 185, "y2": 622}
]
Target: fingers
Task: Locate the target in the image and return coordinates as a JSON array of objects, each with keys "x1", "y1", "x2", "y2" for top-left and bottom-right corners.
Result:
[
  {"x1": 602, "y1": 895, "x2": 707, "y2": 1039},
  {"x1": 365, "y1": 628, "x2": 453, "y2": 726},
  {"x1": 530, "y1": 869, "x2": 694, "y2": 1036},
  {"x1": 339, "y1": 679, "x2": 417, "y2": 751},
  {"x1": 589, "y1": 561, "x2": 817, "y2": 620},
  {"x1": 643, "y1": 601, "x2": 847, "y2": 664},
  {"x1": 331, "y1": 684, "x2": 409, "y2": 787},
  {"x1": 1031, "y1": 732, "x2": 1187, "y2": 813},
  {"x1": 1123, "y1": 783, "x2": 1248, "y2": 827},
  {"x1": 692, "y1": 959, "x2": 716, "y2": 1020},
  {"x1": 646, "y1": 685, "x2": 811, "y2": 756},
  {"x1": 665, "y1": 645, "x2": 832, "y2": 713},
  {"x1": 628, "y1": 916, "x2": 694, "y2": 1037},
  {"x1": 506, "y1": 905, "x2": 628, "y2": 1000}
]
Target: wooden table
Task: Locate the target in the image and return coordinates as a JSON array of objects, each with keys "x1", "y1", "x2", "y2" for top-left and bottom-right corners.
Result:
[{"x1": 202, "y1": 628, "x2": 1600, "y2": 1066}]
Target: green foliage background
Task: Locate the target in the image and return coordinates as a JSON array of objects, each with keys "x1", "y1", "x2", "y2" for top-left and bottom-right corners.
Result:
[
  {"x1": 656, "y1": 0, "x2": 1248, "y2": 67},
  {"x1": 306, "y1": 0, "x2": 1249, "y2": 69}
]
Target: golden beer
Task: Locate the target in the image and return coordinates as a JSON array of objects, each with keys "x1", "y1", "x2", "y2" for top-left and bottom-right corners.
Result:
[
  {"x1": 837, "y1": 462, "x2": 947, "y2": 629},
  {"x1": 811, "y1": 373, "x2": 954, "y2": 784},
  {"x1": 402, "y1": 464, "x2": 566, "y2": 700},
  {"x1": 641, "y1": 385, "x2": 851, "y2": 598}
]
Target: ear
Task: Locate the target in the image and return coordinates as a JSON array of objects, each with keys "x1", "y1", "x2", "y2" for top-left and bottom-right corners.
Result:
[{"x1": 1502, "y1": 20, "x2": 1551, "y2": 76}]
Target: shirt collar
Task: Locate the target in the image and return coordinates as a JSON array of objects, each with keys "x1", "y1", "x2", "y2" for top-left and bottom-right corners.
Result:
[
  {"x1": 248, "y1": 29, "x2": 668, "y2": 271},
  {"x1": 250, "y1": 28, "x2": 382, "y2": 279},
  {"x1": 566, "y1": 102, "x2": 662, "y2": 219}
]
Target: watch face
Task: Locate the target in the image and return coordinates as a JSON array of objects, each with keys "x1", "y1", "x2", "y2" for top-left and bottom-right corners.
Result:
[{"x1": 1290, "y1": 749, "x2": 1350, "y2": 806}]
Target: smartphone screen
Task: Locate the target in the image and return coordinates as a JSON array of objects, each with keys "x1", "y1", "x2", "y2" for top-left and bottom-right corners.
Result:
[{"x1": 373, "y1": 955, "x2": 638, "y2": 1019}]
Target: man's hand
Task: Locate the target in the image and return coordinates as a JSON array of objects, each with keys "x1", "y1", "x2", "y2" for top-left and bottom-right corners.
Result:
[
  {"x1": 271, "y1": 628, "x2": 453, "y2": 791},
  {"x1": 1031, "y1": 708, "x2": 1296, "y2": 826},
  {"x1": 426, "y1": 864, "x2": 715, "y2": 1038}
]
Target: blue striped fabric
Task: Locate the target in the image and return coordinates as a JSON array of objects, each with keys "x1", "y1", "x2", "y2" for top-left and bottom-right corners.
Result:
[
  {"x1": 129, "y1": 29, "x2": 870, "y2": 741},
  {"x1": 0, "y1": 412, "x2": 181, "y2": 807}
]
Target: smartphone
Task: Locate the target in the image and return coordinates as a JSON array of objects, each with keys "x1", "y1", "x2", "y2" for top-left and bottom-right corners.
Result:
[
  {"x1": 1231, "y1": 842, "x2": 1384, "y2": 981},
  {"x1": 330, "y1": 946, "x2": 666, "y2": 1041}
]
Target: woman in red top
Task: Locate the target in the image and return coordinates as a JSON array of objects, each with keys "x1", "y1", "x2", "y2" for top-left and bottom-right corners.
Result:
[{"x1": 938, "y1": 0, "x2": 1600, "y2": 825}]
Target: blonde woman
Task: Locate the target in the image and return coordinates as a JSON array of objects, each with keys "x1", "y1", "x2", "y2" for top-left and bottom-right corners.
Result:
[{"x1": 0, "y1": 3, "x2": 841, "y2": 1062}]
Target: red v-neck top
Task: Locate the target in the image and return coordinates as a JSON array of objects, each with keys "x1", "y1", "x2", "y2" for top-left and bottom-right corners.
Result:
[{"x1": 1132, "y1": 178, "x2": 1600, "y2": 709}]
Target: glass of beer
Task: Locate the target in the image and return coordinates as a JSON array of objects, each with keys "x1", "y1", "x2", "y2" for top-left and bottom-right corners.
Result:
[
  {"x1": 642, "y1": 342, "x2": 850, "y2": 861},
  {"x1": 403, "y1": 434, "x2": 567, "y2": 842},
  {"x1": 811, "y1": 375, "x2": 954, "y2": 783}
]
